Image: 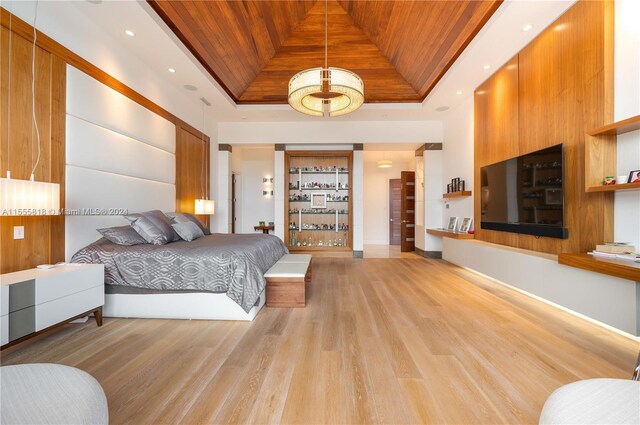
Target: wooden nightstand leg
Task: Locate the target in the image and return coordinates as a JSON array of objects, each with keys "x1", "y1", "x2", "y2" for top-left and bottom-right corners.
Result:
[{"x1": 94, "y1": 307, "x2": 103, "y2": 327}]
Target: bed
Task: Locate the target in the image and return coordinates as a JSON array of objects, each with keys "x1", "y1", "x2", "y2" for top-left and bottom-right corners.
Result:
[{"x1": 71, "y1": 233, "x2": 288, "y2": 321}]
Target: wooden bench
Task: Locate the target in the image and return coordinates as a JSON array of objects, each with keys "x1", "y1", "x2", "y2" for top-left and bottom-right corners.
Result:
[{"x1": 264, "y1": 254, "x2": 312, "y2": 307}]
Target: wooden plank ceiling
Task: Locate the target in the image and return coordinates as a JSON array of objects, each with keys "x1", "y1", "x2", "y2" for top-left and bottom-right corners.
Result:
[{"x1": 148, "y1": 0, "x2": 502, "y2": 104}]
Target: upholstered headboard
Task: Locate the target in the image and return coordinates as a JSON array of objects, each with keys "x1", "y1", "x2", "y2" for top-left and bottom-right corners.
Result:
[{"x1": 65, "y1": 66, "x2": 176, "y2": 260}]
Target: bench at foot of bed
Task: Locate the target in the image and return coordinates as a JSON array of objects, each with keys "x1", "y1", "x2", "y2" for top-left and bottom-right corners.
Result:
[{"x1": 265, "y1": 254, "x2": 312, "y2": 308}]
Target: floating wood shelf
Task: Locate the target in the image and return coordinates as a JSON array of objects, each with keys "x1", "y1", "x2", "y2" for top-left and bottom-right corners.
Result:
[
  {"x1": 558, "y1": 253, "x2": 640, "y2": 282},
  {"x1": 443, "y1": 191, "x2": 472, "y2": 199},
  {"x1": 588, "y1": 115, "x2": 640, "y2": 136},
  {"x1": 586, "y1": 181, "x2": 640, "y2": 193},
  {"x1": 427, "y1": 228, "x2": 475, "y2": 239}
]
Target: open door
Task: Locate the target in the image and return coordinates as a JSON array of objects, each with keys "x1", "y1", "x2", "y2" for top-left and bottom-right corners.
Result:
[
  {"x1": 389, "y1": 179, "x2": 402, "y2": 245},
  {"x1": 400, "y1": 171, "x2": 415, "y2": 252}
]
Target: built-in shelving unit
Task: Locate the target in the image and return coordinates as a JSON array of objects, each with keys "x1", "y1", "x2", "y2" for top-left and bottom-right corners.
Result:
[
  {"x1": 585, "y1": 114, "x2": 640, "y2": 192},
  {"x1": 558, "y1": 253, "x2": 640, "y2": 282},
  {"x1": 285, "y1": 151, "x2": 353, "y2": 252},
  {"x1": 442, "y1": 191, "x2": 472, "y2": 199},
  {"x1": 427, "y1": 228, "x2": 475, "y2": 239}
]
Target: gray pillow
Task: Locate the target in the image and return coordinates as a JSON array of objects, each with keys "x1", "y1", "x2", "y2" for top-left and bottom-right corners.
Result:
[
  {"x1": 124, "y1": 210, "x2": 179, "y2": 245},
  {"x1": 165, "y1": 212, "x2": 211, "y2": 235},
  {"x1": 97, "y1": 226, "x2": 147, "y2": 246},
  {"x1": 172, "y1": 221, "x2": 204, "y2": 242}
]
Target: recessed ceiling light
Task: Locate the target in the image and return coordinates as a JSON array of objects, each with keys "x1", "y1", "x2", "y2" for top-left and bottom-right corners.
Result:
[
  {"x1": 86, "y1": 0, "x2": 102, "y2": 4},
  {"x1": 183, "y1": 84, "x2": 198, "y2": 91},
  {"x1": 168, "y1": 68, "x2": 176, "y2": 73},
  {"x1": 125, "y1": 30, "x2": 135, "y2": 37},
  {"x1": 483, "y1": 64, "x2": 491, "y2": 70},
  {"x1": 456, "y1": 90, "x2": 463, "y2": 95},
  {"x1": 435, "y1": 106, "x2": 450, "y2": 112},
  {"x1": 522, "y1": 24, "x2": 534, "y2": 32}
]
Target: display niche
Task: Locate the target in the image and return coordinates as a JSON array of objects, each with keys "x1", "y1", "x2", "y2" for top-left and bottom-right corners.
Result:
[{"x1": 285, "y1": 151, "x2": 353, "y2": 252}]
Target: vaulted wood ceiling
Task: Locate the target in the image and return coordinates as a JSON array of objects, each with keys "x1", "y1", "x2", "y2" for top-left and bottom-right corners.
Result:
[{"x1": 148, "y1": 0, "x2": 502, "y2": 104}]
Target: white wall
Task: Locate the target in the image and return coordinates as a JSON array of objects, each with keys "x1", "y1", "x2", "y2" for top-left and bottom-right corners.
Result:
[
  {"x1": 363, "y1": 151, "x2": 416, "y2": 245},
  {"x1": 613, "y1": 0, "x2": 640, "y2": 249},
  {"x1": 232, "y1": 147, "x2": 275, "y2": 233},
  {"x1": 442, "y1": 97, "x2": 475, "y2": 228},
  {"x1": 218, "y1": 121, "x2": 442, "y2": 145}
]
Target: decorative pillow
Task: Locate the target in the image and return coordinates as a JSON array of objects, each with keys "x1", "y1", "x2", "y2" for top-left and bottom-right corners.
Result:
[
  {"x1": 165, "y1": 212, "x2": 211, "y2": 235},
  {"x1": 97, "y1": 226, "x2": 147, "y2": 246},
  {"x1": 172, "y1": 221, "x2": 204, "y2": 242},
  {"x1": 124, "y1": 210, "x2": 179, "y2": 245}
]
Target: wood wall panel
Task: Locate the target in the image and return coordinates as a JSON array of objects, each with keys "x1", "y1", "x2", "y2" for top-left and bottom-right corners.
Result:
[
  {"x1": 176, "y1": 125, "x2": 210, "y2": 228},
  {"x1": 474, "y1": 55, "x2": 520, "y2": 249},
  {"x1": 1, "y1": 9, "x2": 211, "y2": 273},
  {"x1": 0, "y1": 26, "x2": 58, "y2": 274},
  {"x1": 474, "y1": 0, "x2": 614, "y2": 255}
]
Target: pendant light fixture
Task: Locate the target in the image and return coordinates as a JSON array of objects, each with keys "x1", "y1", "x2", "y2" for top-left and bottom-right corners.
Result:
[
  {"x1": 377, "y1": 152, "x2": 393, "y2": 168},
  {"x1": 194, "y1": 97, "x2": 215, "y2": 215},
  {"x1": 0, "y1": 2, "x2": 60, "y2": 216},
  {"x1": 288, "y1": 0, "x2": 364, "y2": 117}
]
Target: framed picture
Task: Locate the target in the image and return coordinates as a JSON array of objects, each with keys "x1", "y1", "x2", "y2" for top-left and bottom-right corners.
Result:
[
  {"x1": 629, "y1": 170, "x2": 640, "y2": 184},
  {"x1": 447, "y1": 216, "x2": 458, "y2": 232},
  {"x1": 459, "y1": 217, "x2": 473, "y2": 233},
  {"x1": 545, "y1": 188, "x2": 562, "y2": 205},
  {"x1": 310, "y1": 193, "x2": 327, "y2": 209}
]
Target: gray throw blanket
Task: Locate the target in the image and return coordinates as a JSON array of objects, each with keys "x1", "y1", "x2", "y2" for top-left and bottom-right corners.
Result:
[{"x1": 71, "y1": 233, "x2": 288, "y2": 312}]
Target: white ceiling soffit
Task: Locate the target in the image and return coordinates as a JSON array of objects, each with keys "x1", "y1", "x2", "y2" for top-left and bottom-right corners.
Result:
[{"x1": 5, "y1": 0, "x2": 574, "y2": 124}]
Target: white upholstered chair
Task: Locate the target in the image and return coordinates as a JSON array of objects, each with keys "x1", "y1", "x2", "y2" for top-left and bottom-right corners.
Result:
[
  {"x1": 0, "y1": 363, "x2": 108, "y2": 425},
  {"x1": 539, "y1": 353, "x2": 640, "y2": 424}
]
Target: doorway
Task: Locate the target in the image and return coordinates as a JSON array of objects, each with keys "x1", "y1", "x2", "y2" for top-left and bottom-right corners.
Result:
[
  {"x1": 389, "y1": 179, "x2": 402, "y2": 245},
  {"x1": 400, "y1": 171, "x2": 415, "y2": 252}
]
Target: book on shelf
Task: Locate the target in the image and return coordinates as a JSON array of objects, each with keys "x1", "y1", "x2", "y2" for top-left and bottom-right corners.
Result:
[
  {"x1": 595, "y1": 243, "x2": 636, "y2": 254},
  {"x1": 588, "y1": 251, "x2": 640, "y2": 262}
]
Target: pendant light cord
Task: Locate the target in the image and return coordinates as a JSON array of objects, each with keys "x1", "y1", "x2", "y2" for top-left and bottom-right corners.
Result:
[
  {"x1": 29, "y1": 0, "x2": 41, "y2": 180},
  {"x1": 201, "y1": 100, "x2": 206, "y2": 200},
  {"x1": 324, "y1": 0, "x2": 328, "y2": 69},
  {"x1": 5, "y1": 2, "x2": 12, "y2": 178}
]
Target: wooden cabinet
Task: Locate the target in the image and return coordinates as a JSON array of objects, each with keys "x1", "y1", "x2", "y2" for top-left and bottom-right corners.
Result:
[{"x1": 285, "y1": 151, "x2": 353, "y2": 252}]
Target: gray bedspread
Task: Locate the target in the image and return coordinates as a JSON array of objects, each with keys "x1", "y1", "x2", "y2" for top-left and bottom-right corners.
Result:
[{"x1": 71, "y1": 233, "x2": 288, "y2": 312}]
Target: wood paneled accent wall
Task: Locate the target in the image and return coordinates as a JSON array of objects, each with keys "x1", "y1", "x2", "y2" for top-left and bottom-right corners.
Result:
[
  {"x1": 474, "y1": 0, "x2": 614, "y2": 254},
  {"x1": 0, "y1": 26, "x2": 66, "y2": 273},
  {"x1": 176, "y1": 124, "x2": 211, "y2": 227},
  {"x1": 0, "y1": 9, "x2": 210, "y2": 273}
]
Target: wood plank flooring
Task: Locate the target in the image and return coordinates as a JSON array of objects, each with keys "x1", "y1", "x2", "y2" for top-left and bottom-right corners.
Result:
[{"x1": 2, "y1": 258, "x2": 638, "y2": 424}]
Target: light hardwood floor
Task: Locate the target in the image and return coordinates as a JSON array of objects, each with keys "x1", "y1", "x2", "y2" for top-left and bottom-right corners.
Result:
[{"x1": 2, "y1": 258, "x2": 638, "y2": 424}]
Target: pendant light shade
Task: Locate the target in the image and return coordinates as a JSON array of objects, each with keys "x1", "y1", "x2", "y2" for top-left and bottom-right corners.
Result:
[
  {"x1": 195, "y1": 199, "x2": 215, "y2": 215},
  {"x1": 1, "y1": 177, "x2": 60, "y2": 215},
  {"x1": 289, "y1": 67, "x2": 364, "y2": 117},
  {"x1": 377, "y1": 160, "x2": 393, "y2": 168},
  {"x1": 288, "y1": 0, "x2": 364, "y2": 117}
]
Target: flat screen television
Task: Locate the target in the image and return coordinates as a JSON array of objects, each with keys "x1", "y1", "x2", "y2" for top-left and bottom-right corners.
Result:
[{"x1": 480, "y1": 144, "x2": 568, "y2": 239}]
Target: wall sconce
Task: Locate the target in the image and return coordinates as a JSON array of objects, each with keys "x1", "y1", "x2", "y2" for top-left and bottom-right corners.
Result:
[{"x1": 263, "y1": 176, "x2": 274, "y2": 197}]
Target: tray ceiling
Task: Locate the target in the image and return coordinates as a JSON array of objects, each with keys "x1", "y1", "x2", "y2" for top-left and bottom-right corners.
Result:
[{"x1": 148, "y1": 0, "x2": 502, "y2": 104}]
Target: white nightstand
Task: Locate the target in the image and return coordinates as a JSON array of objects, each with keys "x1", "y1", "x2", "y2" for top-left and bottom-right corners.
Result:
[{"x1": 0, "y1": 264, "x2": 104, "y2": 348}]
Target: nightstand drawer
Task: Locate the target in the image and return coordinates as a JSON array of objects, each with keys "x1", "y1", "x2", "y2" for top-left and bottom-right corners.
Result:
[
  {"x1": 9, "y1": 280, "x2": 35, "y2": 313},
  {"x1": 35, "y1": 265, "x2": 104, "y2": 304},
  {"x1": 36, "y1": 285, "x2": 104, "y2": 331},
  {"x1": 9, "y1": 306, "x2": 35, "y2": 341}
]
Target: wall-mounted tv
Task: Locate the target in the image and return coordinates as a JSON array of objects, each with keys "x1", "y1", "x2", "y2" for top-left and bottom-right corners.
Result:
[{"x1": 480, "y1": 144, "x2": 568, "y2": 239}]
